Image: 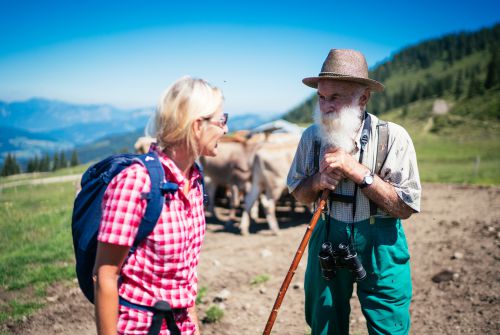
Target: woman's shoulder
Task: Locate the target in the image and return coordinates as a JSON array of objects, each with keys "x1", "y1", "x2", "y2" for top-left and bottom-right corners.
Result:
[{"x1": 108, "y1": 162, "x2": 151, "y2": 191}]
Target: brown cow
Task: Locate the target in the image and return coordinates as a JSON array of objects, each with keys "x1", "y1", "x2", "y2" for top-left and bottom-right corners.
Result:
[
  {"x1": 239, "y1": 135, "x2": 301, "y2": 235},
  {"x1": 199, "y1": 138, "x2": 261, "y2": 224}
]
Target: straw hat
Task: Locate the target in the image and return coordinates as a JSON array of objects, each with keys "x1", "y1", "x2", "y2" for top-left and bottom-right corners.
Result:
[{"x1": 302, "y1": 49, "x2": 384, "y2": 92}]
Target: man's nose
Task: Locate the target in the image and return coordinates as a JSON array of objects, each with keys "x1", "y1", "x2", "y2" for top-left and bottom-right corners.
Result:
[{"x1": 322, "y1": 99, "x2": 338, "y2": 111}]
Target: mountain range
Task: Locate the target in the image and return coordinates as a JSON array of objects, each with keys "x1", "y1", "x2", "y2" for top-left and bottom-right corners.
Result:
[{"x1": 0, "y1": 97, "x2": 276, "y2": 166}]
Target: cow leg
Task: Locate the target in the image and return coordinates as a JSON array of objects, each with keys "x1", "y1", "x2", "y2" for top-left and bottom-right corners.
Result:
[
  {"x1": 240, "y1": 184, "x2": 260, "y2": 235},
  {"x1": 205, "y1": 180, "x2": 217, "y2": 219},
  {"x1": 260, "y1": 191, "x2": 280, "y2": 235},
  {"x1": 226, "y1": 184, "x2": 240, "y2": 228},
  {"x1": 250, "y1": 197, "x2": 260, "y2": 220}
]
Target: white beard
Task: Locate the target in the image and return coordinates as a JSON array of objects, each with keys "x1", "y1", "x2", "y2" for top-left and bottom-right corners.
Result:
[{"x1": 313, "y1": 104, "x2": 363, "y2": 153}]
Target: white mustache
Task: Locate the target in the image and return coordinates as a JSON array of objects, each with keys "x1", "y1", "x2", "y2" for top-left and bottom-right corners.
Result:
[{"x1": 314, "y1": 105, "x2": 363, "y2": 153}]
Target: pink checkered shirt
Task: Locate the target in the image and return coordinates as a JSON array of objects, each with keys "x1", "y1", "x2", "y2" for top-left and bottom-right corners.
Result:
[{"x1": 98, "y1": 148, "x2": 206, "y2": 335}]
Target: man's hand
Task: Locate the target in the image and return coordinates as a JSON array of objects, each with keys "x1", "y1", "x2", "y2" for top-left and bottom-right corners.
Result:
[
  {"x1": 313, "y1": 168, "x2": 344, "y2": 192},
  {"x1": 319, "y1": 147, "x2": 366, "y2": 184}
]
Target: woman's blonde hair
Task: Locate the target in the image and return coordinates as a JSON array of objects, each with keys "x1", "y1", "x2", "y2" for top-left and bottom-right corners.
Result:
[{"x1": 151, "y1": 76, "x2": 223, "y2": 156}]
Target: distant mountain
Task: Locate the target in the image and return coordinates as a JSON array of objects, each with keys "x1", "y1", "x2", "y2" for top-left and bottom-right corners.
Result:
[
  {"x1": 0, "y1": 97, "x2": 152, "y2": 132},
  {"x1": 76, "y1": 128, "x2": 144, "y2": 164},
  {"x1": 0, "y1": 94, "x2": 279, "y2": 167},
  {"x1": 75, "y1": 112, "x2": 277, "y2": 164},
  {"x1": 283, "y1": 23, "x2": 500, "y2": 128},
  {"x1": 0, "y1": 125, "x2": 72, "y2": 162},
  {"x1": 227, "y1": 113, "x2": 276, "y2": 132},
  {"x1": 44, "y1": 119, "x2": 150, "y2": 145},
  {"x1": 0, "y1": 98, "x2": 155, "y2": 166}
]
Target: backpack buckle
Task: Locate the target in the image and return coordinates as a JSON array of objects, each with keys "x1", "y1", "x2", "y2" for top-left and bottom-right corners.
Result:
[{"x1": 160, "y1": 182, "x2": 179, "y2": 195}]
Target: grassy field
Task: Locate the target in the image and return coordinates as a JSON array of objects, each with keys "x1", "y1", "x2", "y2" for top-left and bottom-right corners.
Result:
[
  {"x1": 0, "y1": 180, "x2": 75, "y2": 326},
  {"x1": 382, "y1": 100, "x2": 500, "y2": 185},
  {"x1": 414, "y1": 135, "x2": 500, "y2": 184}
]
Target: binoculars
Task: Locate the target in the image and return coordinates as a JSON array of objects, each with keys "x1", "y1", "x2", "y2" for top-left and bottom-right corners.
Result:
[{"x1": 318, "y1": 241, "x2": 367, "y2": 282}]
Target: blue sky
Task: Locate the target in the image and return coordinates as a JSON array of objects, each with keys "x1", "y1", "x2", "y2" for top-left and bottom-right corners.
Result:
[{"x1": 0, "y1": 0, "x2": 499, "y2": 115}]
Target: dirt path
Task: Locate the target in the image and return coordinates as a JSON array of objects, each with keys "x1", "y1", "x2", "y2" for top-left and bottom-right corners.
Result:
[
  {"x1": 7, "y1": 183, "x2": 500, "y2": 335},
  {"x1": 0, "y1": 174, "x2": 81, "y2": 190}
]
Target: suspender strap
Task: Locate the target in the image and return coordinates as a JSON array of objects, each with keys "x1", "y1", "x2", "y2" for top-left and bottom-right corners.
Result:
[
  {"x1": 375, "y1": 120, "x2": 389, "y2": 175},
  {"x1": 369, "y1": 120, "x2": 389, "y2": 216},
  {"x1": 313, "y1": 139, "x2": 321, "y2": 174},
  {"x1": 119, "y1": 297, "x2": 182, "y2": 335}
]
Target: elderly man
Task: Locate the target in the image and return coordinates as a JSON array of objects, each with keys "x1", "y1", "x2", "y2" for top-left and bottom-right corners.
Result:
[{"x1": 287, "y1": 49, "x2": 421, "y2": 335}]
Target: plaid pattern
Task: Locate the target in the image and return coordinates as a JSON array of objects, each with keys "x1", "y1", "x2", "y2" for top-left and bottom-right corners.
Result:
[
  {"x1": 287, "y1": 113, "x2": 421, "y2": 222},
  {"x1": 98, "y1": 148, "x2": 205, "y2": 335}
]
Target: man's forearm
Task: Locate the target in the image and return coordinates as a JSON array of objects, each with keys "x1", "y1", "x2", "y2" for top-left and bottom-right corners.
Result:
[
  {"x1": 361, "y1": 174, "x2": 415, "y2": 219},
  {"x1": 349, "y1": 164, "x2": 415, "y2": 219},
  {"x1": 291, "y1": 173, "x2": 321, "y2": 204}
]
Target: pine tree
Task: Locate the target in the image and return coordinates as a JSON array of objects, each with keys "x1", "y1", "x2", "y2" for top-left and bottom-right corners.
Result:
[
  {"x1": 454, "y1": 71, "x2": 465, "y2": 99},
  {"x1": 467, "y1": 73, "x2": 485, "y2": 98},
  {"x1": 1, "y1": 153, "x2": 21, "y2": 177},
  {"x1": 59, "y1": 151, "x2": 67, "y2": 169},
  {"x1": 12, "y1": 155, "x2": 21, "y2": 175},
  {"x1": 70, "y1": 150, "x2": 79, "y2": 167},
  {"x1": 41, "y1": 153, "x2": 50, "y2": 172},
  {"x1": 27, "y1": 158, "x2": 35, "y2": 173},
  {"x1": 485, "y1": 46, "x2": 500, "y2": 89},
  {"x1": 1, "y1": 154, "x2": 12, "y2": 176},
  {"x1": 52, "y1": 152, "x2": 60, "y2": 171},
  {"x1": 33, "y1": 155, "x2": 40, "y2": 172}
]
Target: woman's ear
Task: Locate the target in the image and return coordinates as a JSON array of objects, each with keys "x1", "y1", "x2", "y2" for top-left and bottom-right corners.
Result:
[{"x1": 193, "y1": 118, "x2": 204, "y2": 140}]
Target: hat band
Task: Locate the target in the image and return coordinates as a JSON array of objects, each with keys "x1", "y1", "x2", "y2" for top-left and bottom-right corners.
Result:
[{"x1": 318, "y1": 72, "x2": 359, "y2": 78}]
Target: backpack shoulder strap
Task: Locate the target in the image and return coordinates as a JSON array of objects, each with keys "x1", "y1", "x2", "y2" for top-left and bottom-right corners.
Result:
[
  {"x1": 375, "y1": 119, "x2": 389, "y2": 175},
  {"x1": 194, "y1": 161, "x2": 208, "y2": 205},
  {"x1": 132, "y1": 151, "x2": 166, "y2": 249}
]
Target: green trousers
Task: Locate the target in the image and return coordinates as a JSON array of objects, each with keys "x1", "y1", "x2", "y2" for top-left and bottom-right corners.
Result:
[{"x1": 305, "y1": 216, "x2": 412, "y2": 335}]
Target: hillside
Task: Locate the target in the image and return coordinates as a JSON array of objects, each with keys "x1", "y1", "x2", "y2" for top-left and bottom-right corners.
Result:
[{"x1": 283, "y1": 23, "x2": 500, "y2": 135}]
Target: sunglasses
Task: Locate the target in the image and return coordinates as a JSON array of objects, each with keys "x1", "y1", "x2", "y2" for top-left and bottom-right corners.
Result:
[{"x1": 202, "y1": 112, "x2": 228, "y2": 128}]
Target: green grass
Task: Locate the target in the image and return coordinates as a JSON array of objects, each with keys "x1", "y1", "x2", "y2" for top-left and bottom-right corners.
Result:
[
  {"x1": 250, "y1": 274, "x2": 271, "y2": 286},
  {"x1": 413, "y1": 135, "x2": 500, "y2": 184},
  {"x1": 381, "y1": 100, "x2": 500, "y2": 185},
  {"x1": 196, "y1": 286, "x2": 208, "y2": 305},
  {"x1": 0, "y1": 180, "x2": 76, "y2": 324},
  {"x1": 203, "y1": 305, "x2": 224, "y2": 323}
]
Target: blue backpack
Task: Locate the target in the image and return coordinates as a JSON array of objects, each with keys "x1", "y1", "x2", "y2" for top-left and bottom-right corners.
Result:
[{"x1": 71, "y1": 151, "x2": 179, "y2": 303}]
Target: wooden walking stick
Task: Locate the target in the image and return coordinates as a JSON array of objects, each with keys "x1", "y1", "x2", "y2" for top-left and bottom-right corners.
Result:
[{"x1": 263, "y1": 189, "x2": 330, "y2": 335}]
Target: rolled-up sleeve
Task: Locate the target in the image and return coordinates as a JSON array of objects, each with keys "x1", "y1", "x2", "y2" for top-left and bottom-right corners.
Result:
[{"x1": 380, "y1": 123, "x2": 422, "y2": 212}]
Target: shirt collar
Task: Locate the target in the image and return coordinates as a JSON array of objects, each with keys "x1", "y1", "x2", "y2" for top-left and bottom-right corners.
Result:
[{"x1": 153, "y1": 146, "x2": 201, "y2": 186}]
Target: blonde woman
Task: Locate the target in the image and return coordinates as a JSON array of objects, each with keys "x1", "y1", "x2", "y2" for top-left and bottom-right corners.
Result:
[{"x1": 93, "y1": 76, "x2": 228, "y2": 335}]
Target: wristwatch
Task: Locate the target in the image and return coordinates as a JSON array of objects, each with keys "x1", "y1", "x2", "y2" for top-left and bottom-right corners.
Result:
[{"x1": 359, "y1": 171, "x2": 374, "y2": 189}]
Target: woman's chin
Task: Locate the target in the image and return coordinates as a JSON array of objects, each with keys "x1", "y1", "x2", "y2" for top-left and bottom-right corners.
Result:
[{"x1": 201, "y1": 148, "x2": 217, "y2": 157}]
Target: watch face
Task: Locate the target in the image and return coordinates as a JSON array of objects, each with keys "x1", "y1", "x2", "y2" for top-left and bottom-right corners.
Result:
[{"x1": 365, "y1": 175, "x2": 374, "y2": 184}]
